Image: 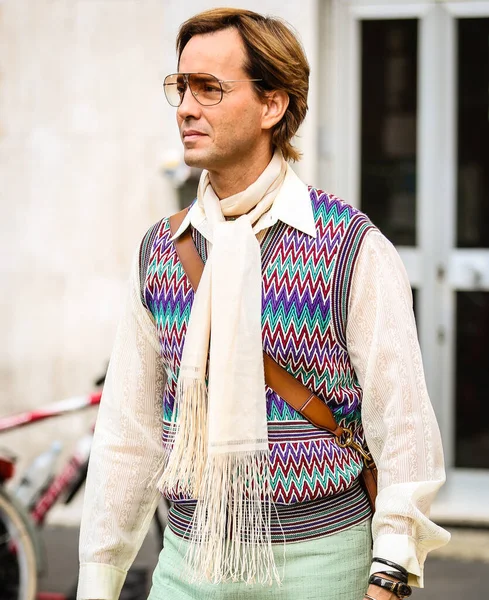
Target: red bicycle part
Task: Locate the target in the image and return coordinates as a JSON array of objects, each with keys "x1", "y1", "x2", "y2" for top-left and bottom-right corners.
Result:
[
  {"x1": 0, "y1": 392, "x2": 102, "y2": 432},
  {"x1": 0, "y1": 456, "x2": 15, "y2": 481}
]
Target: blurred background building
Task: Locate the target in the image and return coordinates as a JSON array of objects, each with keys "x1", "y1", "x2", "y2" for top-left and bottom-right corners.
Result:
[{"x1": 0, "y1": 0, "x2": 488, "y2": 527}]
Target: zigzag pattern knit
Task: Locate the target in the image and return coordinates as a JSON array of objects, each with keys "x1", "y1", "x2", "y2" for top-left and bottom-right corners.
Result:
[{"x1": 142, "y1": 188, "x2": 376, "y2": 543}]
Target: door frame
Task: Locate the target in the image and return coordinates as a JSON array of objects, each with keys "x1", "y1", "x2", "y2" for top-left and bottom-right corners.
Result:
[{"x1": 330, "y1": 0, "x2": 489, "y2": 523}]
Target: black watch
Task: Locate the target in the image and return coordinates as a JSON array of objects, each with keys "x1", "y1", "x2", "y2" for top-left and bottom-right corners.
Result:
[{"x1": 369, "y1": 575, "x2": 412, "y2": 599}]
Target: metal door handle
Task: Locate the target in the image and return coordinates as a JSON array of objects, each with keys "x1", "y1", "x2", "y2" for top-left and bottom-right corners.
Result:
[{"x1": 470, "y1": 267, "x2": 483, "y2": 288}]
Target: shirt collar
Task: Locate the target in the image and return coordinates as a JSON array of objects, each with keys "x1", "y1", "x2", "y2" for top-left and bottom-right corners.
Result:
[{"x1": 171, "y1": 165, "x2": 317, "y2": 241}]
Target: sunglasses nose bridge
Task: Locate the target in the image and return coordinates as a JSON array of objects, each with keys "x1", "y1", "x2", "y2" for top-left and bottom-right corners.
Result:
[
  {"x1": 186, "y1": 77, "x2": 200, "y2": 100},
  {"x1": 177, "y1": 75, "x2": 203, "y2": 111}
]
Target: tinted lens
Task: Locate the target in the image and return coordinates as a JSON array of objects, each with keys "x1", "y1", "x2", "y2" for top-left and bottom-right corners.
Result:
[
  {"x1": 188, "y1": 73, "x2": 222, "y2": 105},
  {"x1": 163, "y1": 73, "x2": 185, "y2": 107},
  {"x1": 163, "y1": 73, "x2": 223, "y2": 107}
]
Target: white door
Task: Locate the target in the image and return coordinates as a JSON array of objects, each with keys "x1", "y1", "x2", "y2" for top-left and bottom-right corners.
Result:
[{"x1": 330, "y1": 0, "x2": 489, "y2": 522}]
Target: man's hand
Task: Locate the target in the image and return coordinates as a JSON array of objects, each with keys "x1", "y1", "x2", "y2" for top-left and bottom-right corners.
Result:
[{"x1": 364, "y1": 582, "x2": 398, "y2": 600}]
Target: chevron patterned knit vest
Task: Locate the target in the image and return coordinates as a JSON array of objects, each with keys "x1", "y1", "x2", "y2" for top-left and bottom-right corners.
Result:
[{"x1": 141, "y1": 188, "x2": 376, "y2": 544}]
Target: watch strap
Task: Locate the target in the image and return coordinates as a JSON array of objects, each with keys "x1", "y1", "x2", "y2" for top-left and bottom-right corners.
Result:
[{"x1": 368, "y1": 575, "x2": 412, "y2": 598}]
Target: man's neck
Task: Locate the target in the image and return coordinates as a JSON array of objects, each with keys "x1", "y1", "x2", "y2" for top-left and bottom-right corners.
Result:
[{"x1": 208, "y1": 148, "x2": 273, "y2": 199}]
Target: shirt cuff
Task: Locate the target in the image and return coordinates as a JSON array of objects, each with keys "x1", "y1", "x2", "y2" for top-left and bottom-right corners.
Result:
[
  {"x1": 370, "y1": 534, "x2": 423, "y2": 588},
  {"x1": 77, "y1": 562, "x2": 127, "y2": 600}
]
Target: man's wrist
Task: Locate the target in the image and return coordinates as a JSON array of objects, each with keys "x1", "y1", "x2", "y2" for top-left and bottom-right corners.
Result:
[
  {"x1": 368, "y1": 573, "x2": 412, "y2": 599},
  {"x1": 364, "y1": 582, "x2": 398, "y2": 600}
]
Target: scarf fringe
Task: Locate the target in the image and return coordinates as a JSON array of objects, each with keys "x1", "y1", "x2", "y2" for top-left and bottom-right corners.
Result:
[
  {"x1": 157, "y1": 377, "x2": 208, "y2": 496},
  {"x1": 184, "y1": 450, "x2": 280, "y2": 586}
]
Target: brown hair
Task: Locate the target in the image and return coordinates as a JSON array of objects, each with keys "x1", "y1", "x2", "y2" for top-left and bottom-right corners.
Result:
[{"x1": 176, "y1": 8, "x2": 309, "y2": 162}]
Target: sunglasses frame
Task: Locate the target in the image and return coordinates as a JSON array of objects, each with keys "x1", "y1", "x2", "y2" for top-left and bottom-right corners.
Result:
[{"x1": 163, "y1": 72, "x2": 263, "y2": 107}]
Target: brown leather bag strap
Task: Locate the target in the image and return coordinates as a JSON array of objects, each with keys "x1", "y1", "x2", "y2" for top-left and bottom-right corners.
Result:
[
  {"x1": 169, "y1": 208, "x2": 345, "y2": 439},
  {"x1": 170, "y1": 210, "x2": 205, "y2": 290}
]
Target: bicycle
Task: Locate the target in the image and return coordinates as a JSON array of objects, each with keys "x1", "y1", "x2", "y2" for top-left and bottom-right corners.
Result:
[
  {"x1": 0, "y1": 374, "x2": 167, "y2": 600},
  {"x1": 0, "y1": 384, "x2": 102, "y2": 600}
]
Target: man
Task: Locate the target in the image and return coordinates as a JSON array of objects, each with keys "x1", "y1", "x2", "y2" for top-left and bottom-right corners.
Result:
[{"x1": 77, "y1": 8, "x2": 449, "y2": 600}]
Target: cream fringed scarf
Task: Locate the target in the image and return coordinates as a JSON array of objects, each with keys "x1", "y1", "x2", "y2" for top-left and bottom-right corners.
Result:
[{"x1": 157, "y1": 151, "x2": 287, "y2": 585}]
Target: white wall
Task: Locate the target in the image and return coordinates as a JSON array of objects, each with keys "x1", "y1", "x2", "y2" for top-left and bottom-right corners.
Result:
[
  {"x1": 0, "y1": 0, "x2": 319, "y2": 524},
  {"x1": 0, "y1": 0, "x2": 178, "y2": 522}
]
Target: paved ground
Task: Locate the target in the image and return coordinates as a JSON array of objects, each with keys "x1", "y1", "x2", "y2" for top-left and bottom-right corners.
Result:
[
  {"x1": 38, "y1": 524, "x2": 489, "y2": 599},
  {"x1": 38, "y1": 523, "x2": 161, "y2": 599}
]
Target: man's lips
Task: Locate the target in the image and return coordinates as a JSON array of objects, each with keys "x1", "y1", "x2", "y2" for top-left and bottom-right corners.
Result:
[{"x1": 182, "y1": 130, "x2": 207, "y2": 141}]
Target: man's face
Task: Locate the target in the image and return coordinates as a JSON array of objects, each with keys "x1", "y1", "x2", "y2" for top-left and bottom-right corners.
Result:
[{"x1": 176, "y1": 28, "x2": 269, "y2": 173}]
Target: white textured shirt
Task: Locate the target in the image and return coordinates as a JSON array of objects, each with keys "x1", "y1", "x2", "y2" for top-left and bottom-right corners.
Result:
[{"x1": 77, "y1": 168, "x2": 450, "y2": 599}]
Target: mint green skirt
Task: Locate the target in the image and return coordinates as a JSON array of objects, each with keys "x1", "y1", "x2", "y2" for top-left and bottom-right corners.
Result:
[{"x1": 147, "y1": 520, "x2": 372, "y2": 600}]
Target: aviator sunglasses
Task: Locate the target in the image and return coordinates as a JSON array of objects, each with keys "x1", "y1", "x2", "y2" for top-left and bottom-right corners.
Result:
[{"x1": 163, "y1": 72, "x2": 263, "y2": 107}]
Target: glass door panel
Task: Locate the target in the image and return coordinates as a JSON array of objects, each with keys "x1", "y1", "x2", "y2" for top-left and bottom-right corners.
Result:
[
  {"x1": 455, "y1": 292, "x2": 489, "y2": 468},
  {"x1": 457, "y1": 18, "x2": 489, "y2": 249},
  {"x1": 360, "y1": 19, "x2": 418, "y2": 245}
]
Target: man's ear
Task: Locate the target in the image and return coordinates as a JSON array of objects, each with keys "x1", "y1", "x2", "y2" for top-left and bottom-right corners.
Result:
[{"x1": 261, "y1": 90, "x2": 289, "y2": 130}]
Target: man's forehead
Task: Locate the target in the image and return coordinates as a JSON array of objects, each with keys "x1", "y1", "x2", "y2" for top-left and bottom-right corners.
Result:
[{"x1": 178, "y1": 29, "x2": 248, "y2": 78}]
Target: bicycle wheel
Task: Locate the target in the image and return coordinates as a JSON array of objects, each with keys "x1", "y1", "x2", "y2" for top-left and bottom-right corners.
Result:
[{"x1": 0, "y1": 486, "x2": 37, "y2": 600}]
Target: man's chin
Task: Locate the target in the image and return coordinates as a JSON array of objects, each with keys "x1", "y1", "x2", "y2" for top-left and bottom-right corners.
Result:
[{"x1": 183, "y1": 148, "x2": 209, "y2": 170}]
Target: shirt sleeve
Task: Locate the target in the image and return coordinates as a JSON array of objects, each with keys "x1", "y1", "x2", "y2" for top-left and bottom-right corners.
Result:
[
  {"x1": 345, "y1": 229, "x2": 450, "y2": 588},
  {"x1": 77, "y1": 253, "x2": 167, "y2": 600}
]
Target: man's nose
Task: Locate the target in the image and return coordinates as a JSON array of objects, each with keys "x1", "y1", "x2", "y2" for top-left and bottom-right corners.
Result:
[{"x1": 177, "y1": 84, "x2": 202, "y2": 120}]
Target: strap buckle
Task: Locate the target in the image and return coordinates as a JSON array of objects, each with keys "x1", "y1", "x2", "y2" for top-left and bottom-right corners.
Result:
[{"x1": 336, "y1": 427, "x2": 375, "y2": 468}]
